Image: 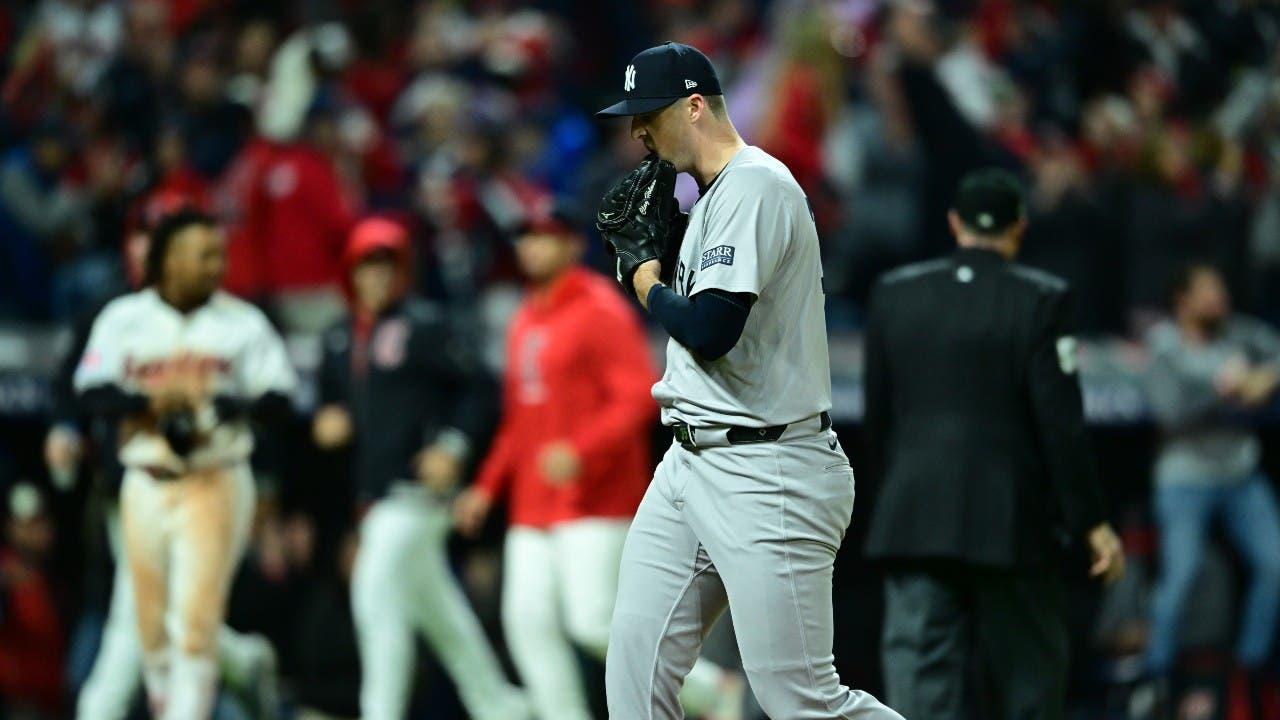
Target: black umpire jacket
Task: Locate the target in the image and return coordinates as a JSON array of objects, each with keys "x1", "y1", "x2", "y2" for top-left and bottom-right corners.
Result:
[
  {"x1": 318, "y1": 296, "x2": 496, "y2": 504},
  {"x1": 862, "y1": 247, "x2": 1106, "y2": 568}
]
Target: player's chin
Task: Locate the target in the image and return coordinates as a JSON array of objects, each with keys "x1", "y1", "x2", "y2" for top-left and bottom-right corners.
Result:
[{"x1": 200, "y1": 277, "x2": 224, "y2": 297}]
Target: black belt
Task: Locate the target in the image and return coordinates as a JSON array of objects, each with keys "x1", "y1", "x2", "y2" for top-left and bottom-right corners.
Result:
[{"x1": 671, "y1": 411, "x2": 831, "y2": 448}]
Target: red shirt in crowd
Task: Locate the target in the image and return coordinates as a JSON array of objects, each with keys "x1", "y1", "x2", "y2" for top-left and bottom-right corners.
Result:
[
  {"x1": 474, "y1": 266, "x2": 657, "y2": 528},
  {"x1": 0, "y1": 549, "x2": 64, "y2": 715},
  {"x1": 226, "y1": 140, "x2": 356, "y2": 296}
]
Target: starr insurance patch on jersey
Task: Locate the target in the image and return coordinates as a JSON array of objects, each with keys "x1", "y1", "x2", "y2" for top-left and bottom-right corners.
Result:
[
  {"x1": 700, "y1": 244, "x2": 735, "y2": 270},
  {"x1": 1056, "y1": 335, "x2": 1079, "y2": 374}
]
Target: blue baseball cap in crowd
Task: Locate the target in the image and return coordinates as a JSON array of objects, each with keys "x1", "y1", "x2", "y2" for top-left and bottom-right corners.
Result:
[{"x1": 596, "y1": 42, "x2": 723, "y2": 118}]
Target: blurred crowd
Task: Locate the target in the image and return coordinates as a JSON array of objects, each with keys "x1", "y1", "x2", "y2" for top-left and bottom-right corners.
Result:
[
  {"x1": 3, "y1": 0, "x2": 1280, "y2": 718},
  {"x1": 0, "y1": 0, "x2": 1276, "y2": 332}
]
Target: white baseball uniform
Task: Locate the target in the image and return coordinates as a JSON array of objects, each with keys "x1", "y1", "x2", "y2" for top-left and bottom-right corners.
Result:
[
  {"x1": 606, "y1": 146, "x2": 904, "y2": 719},
  {"x1": 75, "y1": 288, "x2": 296, "y2": 720},
  {"x1": 75, "y1": 501, "x2": 276, "y2": 720}
]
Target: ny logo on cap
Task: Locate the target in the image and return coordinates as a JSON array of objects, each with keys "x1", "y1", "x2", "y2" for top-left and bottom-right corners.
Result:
[{"x1": 624, "y1": 64, "x2": 636, "y2": 92}]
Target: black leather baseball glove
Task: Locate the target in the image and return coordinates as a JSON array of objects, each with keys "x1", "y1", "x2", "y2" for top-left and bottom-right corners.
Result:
[{"x1": 596, "y1": 155, "x2": 682, "y2": 294}]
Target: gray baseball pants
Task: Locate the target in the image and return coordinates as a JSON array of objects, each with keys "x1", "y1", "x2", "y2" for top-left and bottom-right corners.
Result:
[{"x1": 606, "y1": 425, "x2": 905, "y2": 720}]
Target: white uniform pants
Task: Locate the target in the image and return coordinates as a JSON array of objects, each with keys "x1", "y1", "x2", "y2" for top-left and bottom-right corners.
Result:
[
  {"x1": 119, "y1": 464, "x2": 256, "y2": 720},
  {"x1": 352, "y1": 487, "x2": 526, "y2": 720},
  {"x1": 503, "y1": 519, "x2": 730, "y2": 720},
  {"x1": 76, "y1": 502, "x2": 265, "y2": 720}
]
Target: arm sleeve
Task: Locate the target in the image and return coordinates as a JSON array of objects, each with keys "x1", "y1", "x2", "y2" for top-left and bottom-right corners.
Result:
[
  {"x1": 429, "y1": 320, "x2": 498, "y2": 459},
  {"x1": 470, "y1": 322, "x2": 525, "y2": 499},
  {"x1": 646, "y1": 286, "x2": 753, "y2": 361},
  {"x1": 1145, "y1": 335, "x2": 1235, "y2": 429},
  {"x1": 862, "y1": 284, "x2": 892, "y2": 484},
  {"x1": 472, "y1": 409, "x2": 517, "y2": 501},
  {"x1": 566, "y1": 300, "x2": 659, "y2": 472},
  {"x1": 689, "y1": 171, "x2": 791, "y2": 297},
  {"x1": 1027, "y1": 290, "x2": 1106, "y2": 538},
  {"x1": 79, "y1": 386, "x2": 149, "y2": 418},
  {"x1": 73, "y1": 302, "x2": 129, "y2": 393},
  {"x1": 316, "y1": 328, "x2": 347, "y2": 406}
]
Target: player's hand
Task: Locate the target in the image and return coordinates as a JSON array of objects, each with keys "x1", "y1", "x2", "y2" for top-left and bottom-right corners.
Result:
[
  {"x1": 44, "y1": 425, "x2": 83, "y2": 487},
  {"x1": 313, "y1": 405, "x2": 354, "y2": 450},
  {"x1": 1214, "y1": 356, "x2": 1250, "y2": 400},
  {"x1": 417, "y1": 444, "x2": 462, "y2": 493},
  {"x1": 538, "y1": 441, "x2": 582, "y2": 486},
  {"x1": 1086, "y1": 523, "x2": 1125, "y2": 585},
  {"x1": 149, "y1": 385, "x2": 193, "y2": 417},
  {"x1": 453, "y1": 487, "x2": 493, "y2": 537},
  {"x1": 148, "y1": 365, "x2": 207, "y2": 417}
]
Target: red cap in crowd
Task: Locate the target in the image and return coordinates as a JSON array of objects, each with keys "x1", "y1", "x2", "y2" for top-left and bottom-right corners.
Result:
[{"x1": 344, "y1": 216, "x2": 409, "y2": 267}]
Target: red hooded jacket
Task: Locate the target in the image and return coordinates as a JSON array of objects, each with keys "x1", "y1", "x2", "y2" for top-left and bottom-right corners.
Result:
[
  {"x1": 474, "y1": 267, "x2": 656, "y2": 527},
  {"x1": 229, "y1": 140, "x2": 357, "y2": 296}
]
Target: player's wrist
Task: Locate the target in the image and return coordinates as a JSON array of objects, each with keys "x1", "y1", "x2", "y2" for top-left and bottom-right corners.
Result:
[{"x1": 634, "y1": 263, "x2": 663, "y2": 309}]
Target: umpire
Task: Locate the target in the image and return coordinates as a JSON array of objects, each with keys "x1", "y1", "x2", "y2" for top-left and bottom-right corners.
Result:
[{"x1": 863, "y1": 168, "x2": 1125, "y2": 720}]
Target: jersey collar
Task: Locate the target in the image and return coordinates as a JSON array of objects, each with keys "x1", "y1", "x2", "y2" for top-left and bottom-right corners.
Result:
[{"x1": 696, "y1": 145, "x2": 751, "y2": 197}]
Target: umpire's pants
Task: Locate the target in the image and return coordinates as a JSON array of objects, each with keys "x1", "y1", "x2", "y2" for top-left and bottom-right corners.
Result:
[{"x1": 881, "y1": 563, "x2": 1068, "y2": 720}]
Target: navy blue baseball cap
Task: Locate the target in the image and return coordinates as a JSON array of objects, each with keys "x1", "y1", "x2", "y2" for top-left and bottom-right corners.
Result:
[{"x1": 596, "y1": 42, "x2": 723, "y2": 118}]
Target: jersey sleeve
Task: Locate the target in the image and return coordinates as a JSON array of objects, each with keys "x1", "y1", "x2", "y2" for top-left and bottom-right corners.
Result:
[
  {"x1": 238, "y1": 311, "x2": 298, "y2": 398},
  {"x1": 689, "y1": 169, "x2": 792, "y2": 297},
  {"x1": 73, "y1": 300, "x2": 130, "y2": 392}
]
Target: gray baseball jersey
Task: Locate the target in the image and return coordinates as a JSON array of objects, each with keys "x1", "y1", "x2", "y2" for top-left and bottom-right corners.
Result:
[{"x1": 652, "y1": 145, "x2": 832, "y2": 428}]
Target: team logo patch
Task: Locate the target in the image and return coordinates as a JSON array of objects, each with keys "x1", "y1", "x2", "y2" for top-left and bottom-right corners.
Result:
[
  {"x1": 624, "y1": 64, "x2": 636, "y2": 92},
  {"x1": 700, "y1": 245, "x2": 735, "y2": 270},
  {"x1": 373, "y1": 319, "x2": 409, "y2": 369}
]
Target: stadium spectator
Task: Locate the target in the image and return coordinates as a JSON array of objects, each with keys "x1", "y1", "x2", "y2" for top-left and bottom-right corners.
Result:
[
  {"x1": 1144, "y1": 263, "x2": 1280, "y2": 701},
  {"x1": 236, "y1": 98, "x2": 358, "y2": 332},
  {"x1": 0, "y1": 120, "x2": 86, "y2": 319},
  {"x1": 0, "y1": 483, "x2": 65, "y2": 719}
]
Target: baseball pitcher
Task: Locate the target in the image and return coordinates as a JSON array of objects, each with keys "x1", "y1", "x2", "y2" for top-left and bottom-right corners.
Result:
[
  {"x1": 74, "y1": 210, "x2": 296, "y2": 719},
  {"x1": 594, "y1": 43, "x2": 904, "y2": 719}
]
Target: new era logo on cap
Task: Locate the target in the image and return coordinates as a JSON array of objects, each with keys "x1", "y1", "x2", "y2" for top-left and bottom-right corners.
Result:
[{"x1": 597, "y1": 42, "x2": 723, "y2": 117}]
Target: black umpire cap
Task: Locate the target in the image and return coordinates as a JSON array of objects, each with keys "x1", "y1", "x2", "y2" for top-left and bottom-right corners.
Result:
[
  {"x1": 596, "y1": 42, "x2": 723, "y2": 118},
  {"x1": 953, "y1": 168, "x2": 1026, "y2": 235}
]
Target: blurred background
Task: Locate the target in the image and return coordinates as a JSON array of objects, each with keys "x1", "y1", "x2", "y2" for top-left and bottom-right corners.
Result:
[{"x1": 1, "y1": 0, "x2": 1279, "y2": 718}]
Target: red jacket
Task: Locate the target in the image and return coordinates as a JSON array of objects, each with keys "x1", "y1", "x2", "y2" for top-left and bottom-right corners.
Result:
[
  {"x1": 0, "y1": 550, "x2": 64, "y2": 714},
  {"x1": 474, "y1": 267, "x2": 656, "y2": 528},
  {"x1": 233, "y1": 141, "x2": 357, "y2": 295}
]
